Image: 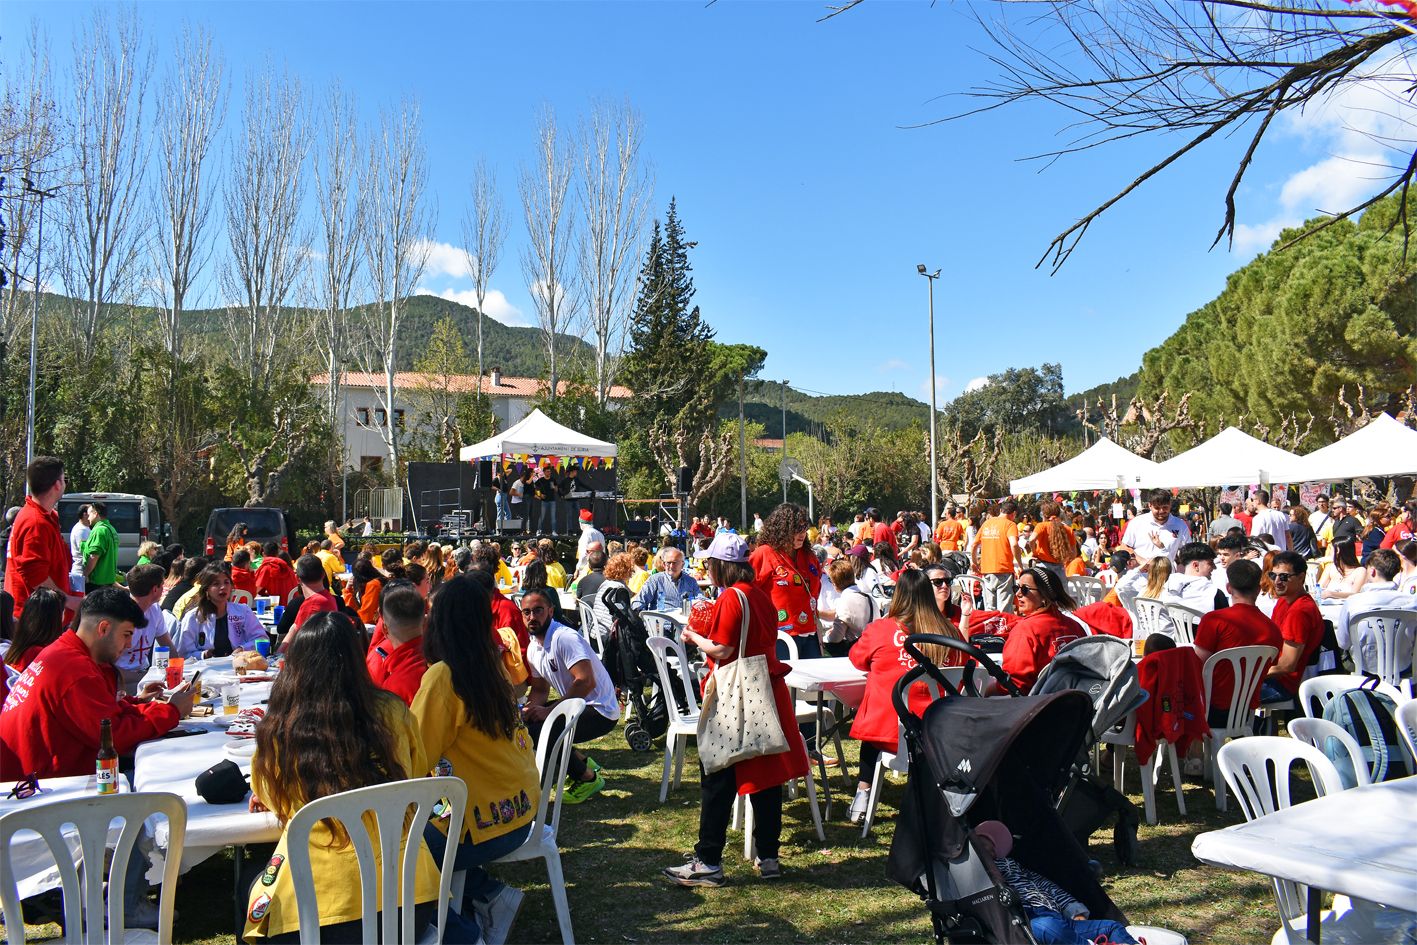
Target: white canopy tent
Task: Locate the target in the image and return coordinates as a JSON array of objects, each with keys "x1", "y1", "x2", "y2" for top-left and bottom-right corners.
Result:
[
  {"x1": 1269, "y1": 413, "x2": 1417, "y2": 482},
  {"x1": 458, "y1": 408, "x2": 617, "y2": 461},
  {"x1": 1009, "y1": 438, "x2": 1162, "y2": 495},
  {"x1": 1138, "y1": 426, "x2": 1300, "y2": 489}
]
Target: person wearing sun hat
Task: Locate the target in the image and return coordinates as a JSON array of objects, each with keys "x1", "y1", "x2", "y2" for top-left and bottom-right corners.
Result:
[{"x1": 664, "y1": 530, "x2": 809, "y2": 887}]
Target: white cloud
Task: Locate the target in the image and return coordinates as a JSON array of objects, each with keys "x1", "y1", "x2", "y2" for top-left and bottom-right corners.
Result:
[
  {"x1": 417, "y1": 239, "x2": 474, "y2": 280},
  {"x1": 414, "y1": 284, "x2": 529, "y2": 326},
  {"x1": 1232, "y1": 52, "x2": 1417, "y2": 252},
  {"x1": 964, "y1": 376, "x2": 990, "y2": 393},
  {"x1": 918, "y1": 374, "x2": 951, "y2": 401}
]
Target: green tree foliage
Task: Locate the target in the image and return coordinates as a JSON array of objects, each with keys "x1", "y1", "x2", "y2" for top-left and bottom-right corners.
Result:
[
  {"x1": 1137, "y1": 194, "x2": 1417, "y2": 442},
  {"x1": 944, "y1": 363, "x2": 1070, "y2": 439},
  {"x1": 403, "y1": 315, "x2": 494, "y2": 462}
]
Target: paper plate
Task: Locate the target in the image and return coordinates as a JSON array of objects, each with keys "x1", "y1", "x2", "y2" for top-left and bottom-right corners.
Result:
[{"x1": 224, "y1": 739, "x2": 258, "y2": 761}]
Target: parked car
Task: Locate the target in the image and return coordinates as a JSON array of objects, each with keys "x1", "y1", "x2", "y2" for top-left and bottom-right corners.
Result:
[
  {"x1": 203, "y1": 507, "x2": 294, "y2": 559},
  {"x1": 57, "y1": 493, "x2": 164, "y2": 572}
]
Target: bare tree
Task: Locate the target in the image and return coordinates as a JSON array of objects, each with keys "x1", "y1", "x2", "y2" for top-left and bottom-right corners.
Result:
[
  {"x1": 519, "y1": 106, "x2": 579, "y2": 402},
  {"x1": 57, "y1": 10, "x2": 152, "y2": 364},
  {"x1": 935, "y1": 425, "x2": 1004, "y2": 505},
  {"x1": 152, "y1": 24, "x2": 224, "y2": 364},
  {"x1": 220, "y1": 66, "x2": 309, "y2": 387},
  {"x1": 359, "y1": 97, "x2": 433, "y2": 474},
  {"x1": 312, "y1": 83, "x2": 368, "y2": 440},
  {"x1": 1076, "y1": 390, "x2": 1198, "y2": 459},
  {"x1": 577, "y1": 101, "x2": 651, "y2": 407},
  {"x1": 933, "y1": 1, "x2": 1417, "y2": 269},
  {"x1": 460, "y1": 159, "x2": 507, "y2": 389}
]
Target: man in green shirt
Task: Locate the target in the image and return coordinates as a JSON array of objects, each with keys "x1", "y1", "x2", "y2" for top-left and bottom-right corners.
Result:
[{"x1": 82, "y1": 501, "x2": 120, "y2": 589}]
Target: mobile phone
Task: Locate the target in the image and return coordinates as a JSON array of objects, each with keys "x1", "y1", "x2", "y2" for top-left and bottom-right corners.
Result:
[{"x1": 187, "y1": 671, "x2": 203, "y2": 694}]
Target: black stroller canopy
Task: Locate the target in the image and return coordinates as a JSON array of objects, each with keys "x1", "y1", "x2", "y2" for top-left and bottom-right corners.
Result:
[{"x1": 916, "y1": 689, "x2": 1094, "y2": 817}]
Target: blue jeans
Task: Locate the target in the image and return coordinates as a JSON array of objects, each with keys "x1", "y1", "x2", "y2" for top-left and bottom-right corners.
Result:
[
  {"x1": 1028, "y1": 908, "x2": 1137, "y2": 944},
  {"x1": 1259, "y1": 679, "x2": 1294, "y2": 704},
  {"x1": 539, "y1": 499, "x2": 556, "y2": 534},
  {"x1": 494, "y1": 492, "x2": 510, "y2": 527},
  {"x1": 422, "y1": 820, "x2": 533, "y2": 929}
]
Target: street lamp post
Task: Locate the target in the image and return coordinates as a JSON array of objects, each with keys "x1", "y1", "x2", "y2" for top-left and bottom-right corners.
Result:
[
  {"x1": 917, "y1": 264, "x2": 941, "y2": 526},
  {"x1": 21, "y1": 178, "x2": 58, "y2": 471}
]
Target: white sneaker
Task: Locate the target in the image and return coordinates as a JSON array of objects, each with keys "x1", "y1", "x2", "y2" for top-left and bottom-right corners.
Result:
[
  {"x1": 476, "y1": 886, "x2": 523, "y2": 945},
  {"x1": 848, "y1": 787, "x2": 871, "y2": 824}
]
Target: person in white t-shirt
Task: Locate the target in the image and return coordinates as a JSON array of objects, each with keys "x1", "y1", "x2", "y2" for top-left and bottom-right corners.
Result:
[
  {"x1": 116, "y1": 564, "x2": 176, "y2": 693},
  {"x1": 1250, "y1": 489, "x2": 1290, "y2": 552},
  {"x1": 68, "y1": 504, "x2": 92, "y2": 594},
  {"x1": 520, "y1": 587, "x2": 620, "y2": 803},
  {"x1": 1121, "y1": 490, "x2": 1192, "y2": 564}
]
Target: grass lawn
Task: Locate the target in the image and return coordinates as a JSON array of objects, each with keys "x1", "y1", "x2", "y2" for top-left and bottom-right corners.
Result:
[{"x1": 9, "y1": 731, "x2": 1282, "y2": 944}]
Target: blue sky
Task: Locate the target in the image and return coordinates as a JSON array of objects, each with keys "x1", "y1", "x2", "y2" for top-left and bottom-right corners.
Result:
[{"x1": 9, "y1": 0, "x2": 1371, "y2": 402}]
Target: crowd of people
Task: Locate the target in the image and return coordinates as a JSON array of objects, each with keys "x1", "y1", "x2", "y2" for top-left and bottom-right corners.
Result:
[{"x1": 2, "y1": 451, "x2": 1414, "y2": 943}]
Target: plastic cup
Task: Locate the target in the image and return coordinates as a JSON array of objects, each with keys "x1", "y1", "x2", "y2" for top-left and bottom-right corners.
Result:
[
  {"x1": 165, "y1": 656, "x2": 185, "y2": 690},
  {"x1": 273, "y1": 605, "x2": 285, "y2": 624},
  {"x1": 255, "y1": 638, "x2": 271, "y2": 658},
  {"x1": 222, "y1": 682, "x2": 241, "y2": 715},
  {"x1": 153, "y1": 646, "x2": 170, "y2": 673},
  {"x1": 255, "y1": 597, "x2": 268, "y2": 615},
  {"x1": 1131, "y1": 637, "x2": 1147, "y2": 659}
]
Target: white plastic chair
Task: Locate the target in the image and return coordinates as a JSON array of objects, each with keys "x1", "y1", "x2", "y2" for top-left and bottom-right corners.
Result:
[
  {"x1": 640, "y1": 610, "x2": 686, "y2": 640},
  {"x1": 483, "y1": 697, "x2": 584, "y2": 945},
  {"x1": 1201, "y1": 644, "x2": 1278, "y2": 812},
  {"x1": 646, "y1": 635, "x2": 702, "y2": 802},
  {"x1": 1397, "y1": 698, "x2": 1417, "y2": 762},
  {"x1": 952, "y1": 575, "x2": 983, "y2": 609},
  {"x1": 231, "y1": 588, "x2": 255, "y2": 605},
  {"x1": 284, "y1": 776, "x2": 466, "y2": 945},
  {"x1": 1163, "y1": 603, "x2": 1205, "y2": 647},
  {"x1": 1065, "y1": 575, "x2": 1104, "y2": 606},
  {"x1": 0, "y1": 791, "x2": 186, "y2": 945},
  {"x1": 1297, "y1": 673, "x2": 1407, "y2": 718},
  {"x1": 1097, "y1": 569, "x2": 1118, "y2": 588},
  {"x1": 1287, "y1": 717, "x2": 1371, "y2": 788},
  {"x1": 1214, "y1": 738, "x2": 1366, "y2": 945},
  {"x1": 1132, "y1": 597, "x2": 1172, "y2": 639},
  {"x1": 1345, "y1": 608, "x2": 1417, "y2": 697},
  {"x1": 576, "y1": 599, "x2": 604, "y2": 658}
]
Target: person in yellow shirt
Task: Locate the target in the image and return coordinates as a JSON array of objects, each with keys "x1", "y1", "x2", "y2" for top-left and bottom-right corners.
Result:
[
  {"x1": 315, "y1": 540, "x2": 344, "y2": 587},
  {"x1": 244, "y1": 612, "x2": 466, "y2": 942},
  {"x1": 537, "y1": 539, "x2": 567, "y2": 589},
  {"x1": 627, "y1": 545, "x2": 652, "y2": 594},
  {"x1": 411, "y1": 575, "x2": 541, "y2": 944}
]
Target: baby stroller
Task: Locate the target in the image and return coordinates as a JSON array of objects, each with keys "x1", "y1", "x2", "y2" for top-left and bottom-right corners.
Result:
[
  {"x1": 887, "y1": 634, "x2": 1129, "y2": 944},
  {"x1": 1030, "y1": 635, "x2": 1145, "y2": 866},
  {"x1": 608, "y1": 598, "x2": 698, "y2": 753}
]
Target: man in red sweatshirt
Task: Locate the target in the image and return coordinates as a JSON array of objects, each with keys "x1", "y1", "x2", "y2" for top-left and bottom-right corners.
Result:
[
  {"x1": 1, "y1": 587, "x2": 196, "y2": 778},
  {"x1": 366, "y1": 584, "x2": 428, "y2": 705},
  {"x1": 4, "y1": 456, "x2": 84, "y2": 621},
  {"x1": 254, "y1": 541, "x2": 299, "y2": 602}
]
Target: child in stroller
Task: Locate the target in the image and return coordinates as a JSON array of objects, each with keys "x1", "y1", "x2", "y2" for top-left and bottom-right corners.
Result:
[{"x1": 974, "y1": 821, "x2": 1137, "y2": 945}]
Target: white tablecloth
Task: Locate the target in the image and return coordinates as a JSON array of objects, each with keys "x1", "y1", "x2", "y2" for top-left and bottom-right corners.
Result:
[
  {"x1": 1, "y1": 774, "x2": 130, "y2": 898},
  {"x1": 132, "y1": 670, "x2": 282, "y2": 870},
  {"x1": 1191, "y1": 776, "x2": 1417, "y2": 910},
  {"x1": 784, "y1": 657, "x2": 867, "y2": 707}
]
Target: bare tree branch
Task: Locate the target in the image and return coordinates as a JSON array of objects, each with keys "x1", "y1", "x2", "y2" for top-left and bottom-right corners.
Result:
[
  {"x1": 519, "y1": 106, "x2": 579, "y2": 401},
  {"x1": 461, "y1": 158, "x2": 507, "y2": 392}
]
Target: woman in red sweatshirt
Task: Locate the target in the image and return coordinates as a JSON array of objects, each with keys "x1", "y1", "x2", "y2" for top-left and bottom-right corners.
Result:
[{"x1": 1000, "y1": 566, "x2": 1086, "y2": 692}]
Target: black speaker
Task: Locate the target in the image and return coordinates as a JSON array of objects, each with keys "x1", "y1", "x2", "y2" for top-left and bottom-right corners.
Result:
[
  {"x1": 676, "y1": 465, "x2": 692, "y2": 494},
  {"x1": 477, "y1": 460, "x2": 494, "y2": 486}
]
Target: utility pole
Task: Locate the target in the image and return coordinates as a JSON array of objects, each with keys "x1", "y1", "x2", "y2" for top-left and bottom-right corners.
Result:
[
  {"x1": 738, "y1": 373, "x2": 748, "y2": 531},
  {"x1": 21, "y1": 179, "x2": 59, "y2": 473},
  {"x1": 918, "y1": 264, "x2": 941, "y2": 525},
  {"x1": 781, "y1": 379, "x2": 788, "y2": 503}
]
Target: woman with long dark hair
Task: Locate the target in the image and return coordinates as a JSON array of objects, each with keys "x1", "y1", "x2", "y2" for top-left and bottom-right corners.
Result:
[
  {"x1": 245, "y1": 612, "x2": 443, "y2": 943},
  {"x1": 225, "y1": 523, "x2": 248, "y2": 562},
  {"x1": 411, "y1": 574, "x2": 539, "y2": 942},
  {"x1": 846, "y1": 570, "x2": 964, "y2": 822},
  {"x1": 342, "y1": 557, "x2": 383, "y2": 626},
  {"x1": 1030, "y1": 501, "x2": 1078, "y2": 583},
  {"x1": 174, "y1": 566, "x2": 267, "y2": 659},
  {"x1": 1000, "y1": 565, "x2": 1082, "y2": 692},
  {"x1": 665, "y1": 533, "x2": 808, "y2": 886},
  {"x1": 3, "y1": 586, "x2": 66, "y2": 676},
  {"x1": 750, "y1": 504, "x2": 823, "y2": 655},
  {"x1": 1319, "y1": 537, "x2": 1367, "y2": 600}
]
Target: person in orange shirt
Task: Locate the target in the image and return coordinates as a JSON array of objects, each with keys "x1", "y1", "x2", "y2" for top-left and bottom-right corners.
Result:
[
  {"x1": 935, "y1": 507, "x2": 966, "y2": 552},
  {"x1": 343, "y1": 557, "x2": 383, "y2": 626},
  {"x1": 969, "y1": 501, "x2": 1022, "y2": 613},
  {"x1": 1031, "y1": 501, "x2": 1079, "y2": 583}
]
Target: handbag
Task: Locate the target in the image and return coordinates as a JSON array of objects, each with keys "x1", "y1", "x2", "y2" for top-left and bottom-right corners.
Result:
[{"x1": 696, "y1": 588, "x2": 790, "y2": 774}]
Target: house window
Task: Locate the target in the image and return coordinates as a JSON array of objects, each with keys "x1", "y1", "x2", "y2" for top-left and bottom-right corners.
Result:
[
  {"x1": 394, "y1": 409, "x2": 405, "y2": 430},
  {"x1": 375, "y1": 408, "x2": 387, "y2": 427},
  {"x1": 356, "y1": 407, "x2": 370, "y2": 425}
]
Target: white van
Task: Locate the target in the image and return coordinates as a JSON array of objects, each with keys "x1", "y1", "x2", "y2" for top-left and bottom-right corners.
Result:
[{"x1": 57, "y1": 493, "x2": 164, "y2": 572}]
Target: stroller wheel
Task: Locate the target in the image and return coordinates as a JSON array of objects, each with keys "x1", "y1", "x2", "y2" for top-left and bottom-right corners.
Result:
[{"x1": 625, "y1": 724, "x2": 654, "y2": 753}]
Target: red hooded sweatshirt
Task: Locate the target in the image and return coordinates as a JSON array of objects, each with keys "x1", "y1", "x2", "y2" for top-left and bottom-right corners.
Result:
[
  {"x1": 1, "y1": 631, "x2": 179, "y2": 778},
  {"x1": 1134, "y1": 646, "x2": 1209, "y2": 765},
  {"x1": 4, "y1": 496, "x2": 72, "y2": 621},
  {"x1": 231, "y1": 566, "x2": 258, "y2": 597},
  {"x1": 254, "y1": 556, "x2": 299, "y2": 603}
]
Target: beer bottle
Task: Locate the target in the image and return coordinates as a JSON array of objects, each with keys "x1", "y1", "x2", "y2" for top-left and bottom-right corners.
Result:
[{"x1": 96, "y1": 718, "x2": 118, "y2": 795}]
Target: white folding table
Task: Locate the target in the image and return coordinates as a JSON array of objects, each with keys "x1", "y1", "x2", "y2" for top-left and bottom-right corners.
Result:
[
  {"x1": 1192, "y1": 776, "x2": 1417, "y2": 943},
  {"x1": 783, "y1": 657, "x2": 867, "y2": 815}
]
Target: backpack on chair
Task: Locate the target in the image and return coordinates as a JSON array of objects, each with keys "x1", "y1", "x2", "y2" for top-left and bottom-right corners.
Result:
[{"x1": 1321, "y1": 680, "x2": 1413, "y2": 783}]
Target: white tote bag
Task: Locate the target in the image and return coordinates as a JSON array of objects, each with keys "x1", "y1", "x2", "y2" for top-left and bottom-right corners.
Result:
[{"x1": 696, "y1": 588, "x2": 790, "y2": 774}]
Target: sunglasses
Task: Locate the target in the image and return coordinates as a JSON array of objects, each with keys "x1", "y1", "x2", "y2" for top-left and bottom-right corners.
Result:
[
  {"x1": 6, "y1": 773, "x2": 39, "y2": 800},
  {"x1": 1267, "y1": 572, "x2": 1295, "y2": 582},
  {"x1": 1015, "y1": 585, "x2": 1039, "y2": 597},
  {"x1": 928, "y1": 577, "x2": 949, "y2": 588}
]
